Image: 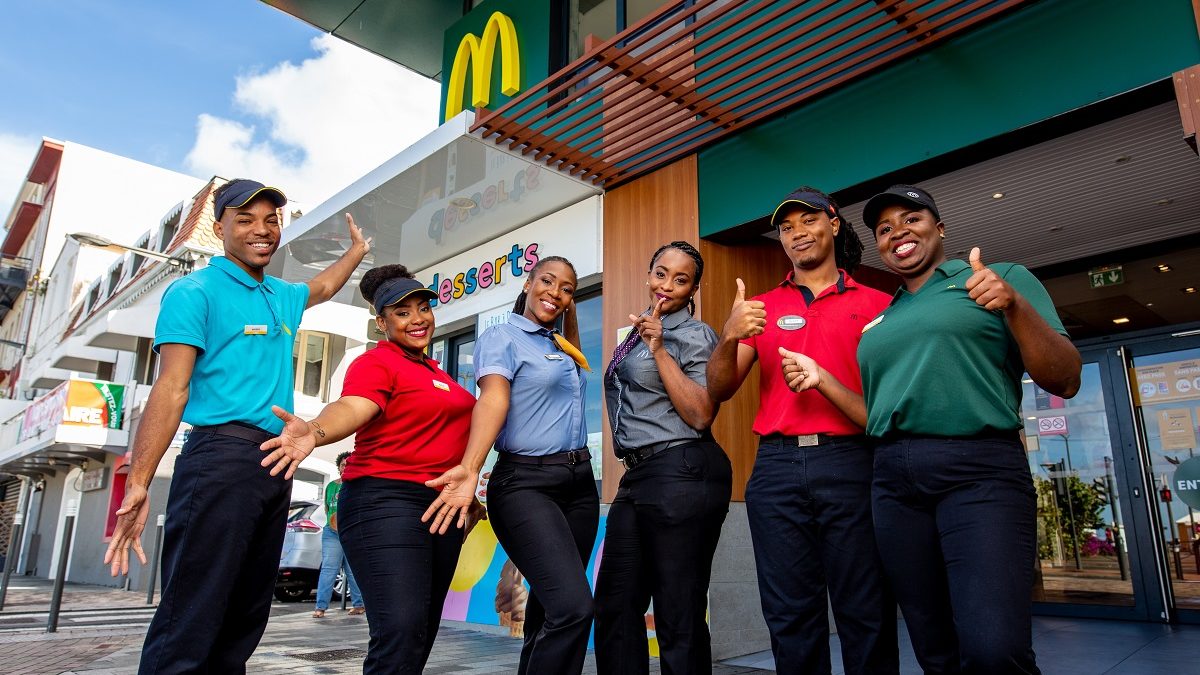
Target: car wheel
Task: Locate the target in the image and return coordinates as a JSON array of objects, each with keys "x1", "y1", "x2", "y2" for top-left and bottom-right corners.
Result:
[
  {"x1": 332, "y1": 569, "x2": 347, "y2": 601},
  {"x1": 274, "y1": 584, "x2": 312, "y2": 602}
]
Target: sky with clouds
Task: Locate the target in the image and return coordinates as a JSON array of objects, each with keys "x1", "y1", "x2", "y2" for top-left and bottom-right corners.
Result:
[{"x1": 0, "y1": 0, "x2": 440, "y2": 221}]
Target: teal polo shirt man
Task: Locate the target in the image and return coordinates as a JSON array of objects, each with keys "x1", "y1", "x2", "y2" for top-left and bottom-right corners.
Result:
[{"x1": 103, "y1": 178, "x2": 372, "y2": 674}]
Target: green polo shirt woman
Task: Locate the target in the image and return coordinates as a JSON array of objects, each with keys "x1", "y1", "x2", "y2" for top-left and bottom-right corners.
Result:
[
  {"x1": 856, "y1": 185, "x2": 1080, "y2": 674},
  {"x1": 781, "y1": 184, "x2": 1080, "y2": 674}
]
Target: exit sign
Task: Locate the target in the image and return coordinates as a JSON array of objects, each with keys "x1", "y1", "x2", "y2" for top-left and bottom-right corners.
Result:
[{"x1": 1089, "y1": 265, "x2": 1124, "y2": 288}]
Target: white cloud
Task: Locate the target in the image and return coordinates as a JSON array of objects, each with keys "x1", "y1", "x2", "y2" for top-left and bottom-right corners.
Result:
[
  {"x1": 0, "y1": 133, "x2": 42, "y2": 220},
  {"x1": 185, "y1": 34, "x2": 440, "y2": 214}
]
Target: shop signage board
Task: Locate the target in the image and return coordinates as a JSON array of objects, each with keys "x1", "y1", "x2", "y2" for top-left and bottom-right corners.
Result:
[
  {"x1": 1037, "y1": 415, "x2": 1068, "y2": 436},
  {"x1": 1156, "y1": 408, "x2": 1197, "y2": 451},
  {"x1": 1132, "y1": 359, "x2": 1200, "y2": 405},
  {"x1": 17, "y1": 379, "x2": 126, "y2": 443},
  {"x1": 1175, "y1": 456, "x2": 1200, "y2": 509},
  {"x1": 80, "y1": 467, "x2": 108, "y2": 492},
  {"x1": 1088, "y1": 265, "x2": 1124, "y2": 288},
  {"x1": 417, "y1": 196, "x2": 602, "y2": 328}
]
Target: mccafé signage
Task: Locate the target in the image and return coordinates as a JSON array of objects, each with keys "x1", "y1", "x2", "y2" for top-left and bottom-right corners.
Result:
[
  {"x1": 427, "y1": 164, "x2": 543, "y2": 245},
  {"x1": 18, "y1": 379, "x2": 126, "y2": 443},
  {"x1": 440, "y1": 0, "x2": 550, "y2": 123}
]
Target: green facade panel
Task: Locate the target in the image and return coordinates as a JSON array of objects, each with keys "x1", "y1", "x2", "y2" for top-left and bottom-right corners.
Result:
[{"x1": 697, "y1": 0, "x2": 1200, "y2": 236}]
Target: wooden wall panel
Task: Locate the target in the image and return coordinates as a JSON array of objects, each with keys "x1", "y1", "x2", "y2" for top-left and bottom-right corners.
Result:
[
  {"x1": 600, "y1": 156, "x2": 702, "y2": 503},
  {"x1": 697, "y1": 240, "x2": 792, "y2": 502}
]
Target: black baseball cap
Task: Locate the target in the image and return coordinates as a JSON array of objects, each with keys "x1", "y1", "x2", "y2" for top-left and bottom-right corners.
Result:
[
  {"x1": 371, "y1": 277, "x2": 437, "y2": 315},
  {"x1": 861, "y1": 184, "x2": 941, "y2": 231},
  {"x1": 770, "y1": 189, "x2": 837, "y2": 227},
  {"x1": 214, "y1": 179, "x2": 287, "y2": 218}
]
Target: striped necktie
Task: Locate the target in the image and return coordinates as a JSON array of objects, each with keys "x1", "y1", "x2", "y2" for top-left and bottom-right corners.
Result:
[{"x1": 605, "y1": 327, "x2": 642, "y2": 380}]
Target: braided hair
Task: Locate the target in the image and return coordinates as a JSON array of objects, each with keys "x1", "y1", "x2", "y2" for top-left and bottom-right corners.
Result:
[
  {"x1": 648, "y1": 241, "x2": 704, "y2": 315},
  {"x1": 512, "y1": 255, "x2": 578, "y2": 314},
  {"x1": 359, "y1": 264, "x2": 415, "y2": 307},
  {"x1": 788, "y1": 185, "x2": 864, "y2": 273}
]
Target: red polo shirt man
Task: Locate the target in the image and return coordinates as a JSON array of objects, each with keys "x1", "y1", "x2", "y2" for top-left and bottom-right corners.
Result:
[{"x1": 707, "y1": 187, "x2": 898, "y2": 675}]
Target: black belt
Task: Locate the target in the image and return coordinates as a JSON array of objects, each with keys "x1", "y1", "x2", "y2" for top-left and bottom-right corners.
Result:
[
  {"x1": 617, "y1": 438, "x2": 696, "y2": 470},
  {"x1": 191, "y1": 423, "x2": 275, "y2": 446},
  {"x1": 497, "y1": 448, "x2": 591, "y2": 466},
  {"x1": 761, "y1": 433, "x2": 862, "y2": 447}
]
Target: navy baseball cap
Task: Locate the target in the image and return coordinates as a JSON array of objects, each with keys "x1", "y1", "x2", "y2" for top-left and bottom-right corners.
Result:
[
  {"x1": 861, "y1": 184, "x2": 941, "y2": 231},
  {"x1": 214, "y1": 179, "x2": 287, "y2": 217},
  {"x1": 770, "y1": 189, "x2": 837, "y2": 227},
  {"x1": 371, "y1": 277, "x2": 437, "y2": 315}
]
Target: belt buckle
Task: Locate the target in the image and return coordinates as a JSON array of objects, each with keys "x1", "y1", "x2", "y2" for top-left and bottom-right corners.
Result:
[
  {"x1": 619, "y1": 452, "x2": 639, "y2": 471},
  {"x1": 796, "y1": 434, "x2": 818, "y2": 447},
  {"x1": 567, "y1": 449, "x2": 583, "y2": 465}
]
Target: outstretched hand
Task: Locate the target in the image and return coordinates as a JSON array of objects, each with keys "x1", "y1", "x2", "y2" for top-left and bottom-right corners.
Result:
[
  {"x1": 345, "y1": 213, "x2": 372, "y2": 256},
  {"x1": 103, "y1": 482, "x2": 150, "y2": 576},
  {"x1": 422, "y1": 465, "x2": 480, "y2": 534},
  {"x1": 260, "y1": 406, "x2": 317, "y2": 479},
  {"x1": 965, "y1": 247, "x2": 1018, "y2": 312}
]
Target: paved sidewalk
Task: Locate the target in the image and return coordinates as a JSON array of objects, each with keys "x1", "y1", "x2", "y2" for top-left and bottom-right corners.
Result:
[{"x1": 4, "y1": 577, "x2": 1200, "y2": 673}]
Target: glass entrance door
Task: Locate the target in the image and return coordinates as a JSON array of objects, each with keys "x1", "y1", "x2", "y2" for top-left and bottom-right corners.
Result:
[
  {"x1": 1126, "y1": 335, "x2": 1200, "y2": 622},
  {"x1": 1023, "y1": 356, "x2": 1138, "y2": 612}
]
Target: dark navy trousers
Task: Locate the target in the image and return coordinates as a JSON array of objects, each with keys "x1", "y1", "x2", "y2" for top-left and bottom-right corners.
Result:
[
  {"x1": 872, "y1": 435, "x2": 1041, "y2": 675},
  {"x1": 486, "y1": 457, "x2": 599, "y2": 675},
  {"x1": 338, "y1": 476, "x2": 463, "y2": 674},
  {"x1": 746, "y1": 436, "x2": 899, "y2": 675},
  {"x1": 594, "y1": 439, "x2": 732, "y2": 675},
  {"x1": 139, "y1": 428, "x2": 291, "y2": 675}
]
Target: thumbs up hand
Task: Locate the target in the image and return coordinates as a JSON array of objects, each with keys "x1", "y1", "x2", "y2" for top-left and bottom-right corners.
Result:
[
  {"x1": 721, "y1": 278, "x2": 767, "y2": 341},
  {"x1": 965, "y1": 247, "x2": 1017, "y2": 312}
]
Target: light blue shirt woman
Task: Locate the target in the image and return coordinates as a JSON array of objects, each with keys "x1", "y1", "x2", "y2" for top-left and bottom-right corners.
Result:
[{"x1": 475, "y1": 312, "x2": 587, "y2": 455}]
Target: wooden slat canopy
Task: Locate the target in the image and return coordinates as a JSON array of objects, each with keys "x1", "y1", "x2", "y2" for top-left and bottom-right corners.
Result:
[{"x1": 473, "y1": 0, "x2": 1030, "y2": 187}]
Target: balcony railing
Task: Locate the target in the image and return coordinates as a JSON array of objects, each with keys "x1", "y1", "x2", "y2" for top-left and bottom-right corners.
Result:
[{"x1": 474, "y1": 0, "x2": 1030, "y2": 187}]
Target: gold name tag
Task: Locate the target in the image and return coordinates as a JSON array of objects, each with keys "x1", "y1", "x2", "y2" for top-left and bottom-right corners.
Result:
[
  {"x1": 862, "y1": 315, "x2": 883, "y2": 334},
  {"x1": 432, "y1": 380, "x2": 450, "y2": 391},
  {"x1": 244, "y1": 325, "x2": 268, "y2": 335}
]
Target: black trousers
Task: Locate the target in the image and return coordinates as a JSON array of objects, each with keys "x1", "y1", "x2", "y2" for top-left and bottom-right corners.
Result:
[
  {"x1": 139, "y1": 428, "x2": 291, "y2": 675},
  {"x1": 338, "y1": 476, "x2": 464, "y2": 674},
  {"x1": 745, "y1": 436, "x2": 899, "y2": 675},
  {"x1": 873, "y1": 435, "x2": 1040, "y2": 675},
  {"x1": 594, "y1": 439, "x2": 732, "y2": 675},
  {"x1": 486, "y1": 455, "x2": 599, "y2": 675}
]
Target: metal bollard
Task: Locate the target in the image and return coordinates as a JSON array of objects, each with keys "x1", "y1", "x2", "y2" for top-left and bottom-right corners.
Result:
[
  {"x1": 0, "y1": 512, "x2": 25, "y2": 611},
  {"x1": 145, "y1": 515, "x2": 165, "y2": 605},
  {"x1": 340, "y1": 562, "x2": 348, "y2": 611},
  {"x1": 46, "y1": 500, "x2": 78, "y2": 633}
]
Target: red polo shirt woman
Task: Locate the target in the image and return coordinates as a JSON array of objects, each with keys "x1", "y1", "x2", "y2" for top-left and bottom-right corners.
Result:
[{"x1": 260, "y1": 264, "x2": 480, "y2": 674}]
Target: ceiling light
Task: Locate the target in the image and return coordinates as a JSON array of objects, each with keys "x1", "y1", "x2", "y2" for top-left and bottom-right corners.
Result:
[
  {"x1": 1155, "y1": 198, "x2": 1174, "y2": 206},
  {"x1": 1185, "y1": 287, "x2": 1197, "y2": 294},
  {"x1": 1048, "y1": 225, "x2": 1063, "y2": 232},
  {"x1": 1147, "y1": 302, "x2": 1154, "y2": 307},
  {"x1": 1115, "y1": 155, "x2": 1132, "y2": 163},
  {"x1": 992, "y1": 192, "x2": 1005, "y2": 199},
  {"x1": 1112, "y1": 317, "x2": 1130, "y2": 325},
  {"x1": 1026, "y1": 416, "x2": 1037, "y2": 420},
  {"x1": 1157, "y1": 264, "x2": 1172, "y2": 272}
]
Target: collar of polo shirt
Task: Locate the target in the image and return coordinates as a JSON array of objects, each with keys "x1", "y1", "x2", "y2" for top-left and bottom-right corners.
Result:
[{"x1": 210, "y1": 256, "x2": 272, "y2": 290}]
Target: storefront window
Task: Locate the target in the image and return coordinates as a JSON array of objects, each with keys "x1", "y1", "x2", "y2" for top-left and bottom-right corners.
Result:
[{"x1": 292, "y1": 331, "x2": 329, "y2": 399}]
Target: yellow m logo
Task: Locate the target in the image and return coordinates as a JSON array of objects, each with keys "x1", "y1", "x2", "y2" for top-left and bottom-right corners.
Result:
[{"x1": 445, "y1": 11, "x2": 521, "y2": 122}]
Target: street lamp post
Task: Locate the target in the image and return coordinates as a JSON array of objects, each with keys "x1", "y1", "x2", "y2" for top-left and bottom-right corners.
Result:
[{"x1": 68, "y1": 232, "x2": 194, "y2": 272}]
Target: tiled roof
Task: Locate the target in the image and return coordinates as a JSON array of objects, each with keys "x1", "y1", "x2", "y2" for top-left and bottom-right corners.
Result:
[{"x1": 61, "y1": 177, "x2": 227, "y2": 340}]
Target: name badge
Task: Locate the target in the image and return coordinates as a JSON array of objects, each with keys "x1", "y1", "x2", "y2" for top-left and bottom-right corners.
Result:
[
  {"x1": 545, "y1": 353, "x2": 565, "y2": 361},
  {"x1": 244, "y1": 325, "x2": 268, "y2": 335},
  {"x1": 777, "y1": 315, "x2": 806, "y2": 331},
  {"x1": 432, "y1": 380, "x2": 450, "y2": 391},
  {"x1": 862, "y1": 315, "x2": 884, "y2": 334}
]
